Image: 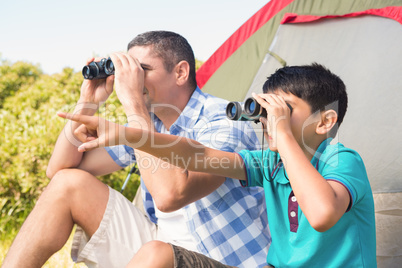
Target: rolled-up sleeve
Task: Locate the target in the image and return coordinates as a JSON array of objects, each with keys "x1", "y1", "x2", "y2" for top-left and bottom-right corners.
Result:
[{"x1": 105, "y1": 145, "x2": 136, "y2": 168}]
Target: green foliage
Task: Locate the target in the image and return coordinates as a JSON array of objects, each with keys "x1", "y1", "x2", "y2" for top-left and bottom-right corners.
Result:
[
  {"x1": 0, "y1": 60, "x2": 42, "y2": 108},
  {"x1": 0, "y1": 58, "x2": 204, "y2": 240},
  {"x1": 0, "y1": 62, "x2": 139, "y2": 239}
]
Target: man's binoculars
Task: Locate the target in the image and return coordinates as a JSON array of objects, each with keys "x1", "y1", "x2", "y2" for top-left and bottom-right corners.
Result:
[
  {"x1": 82, "y1": 58, "x2": 114, "y2": 80},
  {"x1": 226, "y1": 97, "x2": 292, "y2": 122}
]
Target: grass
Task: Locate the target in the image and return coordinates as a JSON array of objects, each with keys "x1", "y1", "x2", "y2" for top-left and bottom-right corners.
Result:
[{"x1": 1, "y1": 227, "x2": 86, "y2": 267}]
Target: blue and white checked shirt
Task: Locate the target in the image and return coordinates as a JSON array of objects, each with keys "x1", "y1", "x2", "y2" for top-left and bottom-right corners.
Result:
[{"x1": 106, "y1": 88, "x2": 270, "y2": 267}]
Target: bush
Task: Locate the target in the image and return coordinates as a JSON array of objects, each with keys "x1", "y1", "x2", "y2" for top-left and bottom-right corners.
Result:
[
  {"x1": 0, "y1": 58, "x2": 204, "y2": 240},
  {"x1": 0, "y1": 62, "x2": 139, "y2": 239},
  {"x1": 0, "y1": 60, "x2": 42, "y2": 108}
]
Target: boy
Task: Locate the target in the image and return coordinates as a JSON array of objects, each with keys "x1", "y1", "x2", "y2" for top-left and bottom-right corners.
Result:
[{"x1": 58, "y1": 63, "x2": 376, "y2": 267}]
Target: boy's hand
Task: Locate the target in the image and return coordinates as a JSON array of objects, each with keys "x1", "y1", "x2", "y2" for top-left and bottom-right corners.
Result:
[
  {"x1": 57, "y1": 112, "x2": 125, "y2": 152},
  {"x1": 252, "y1": 92, "x2": 293, "y2": 145}
]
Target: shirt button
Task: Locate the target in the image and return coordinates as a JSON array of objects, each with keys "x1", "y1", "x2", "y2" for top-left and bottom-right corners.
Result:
[
  {"x1": 291, "y1": 196, "x2": 297, "y2": 202},
  {"x1": 290, "y1": 211, "x2": 296, "y2": 217}
]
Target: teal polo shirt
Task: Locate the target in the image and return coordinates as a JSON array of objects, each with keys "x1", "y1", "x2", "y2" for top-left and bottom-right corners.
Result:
[{"x1": 238, "y1": 139, "x2": 376, "y2": 267}]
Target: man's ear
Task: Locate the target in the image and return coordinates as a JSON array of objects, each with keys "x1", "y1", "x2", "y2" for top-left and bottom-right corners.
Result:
[
  {"x1": 316, "y1": 110, "x2": 338, "y2": 135},
  {"x1": 175, "y1": 61, "x2": 190, "y2": 86}
]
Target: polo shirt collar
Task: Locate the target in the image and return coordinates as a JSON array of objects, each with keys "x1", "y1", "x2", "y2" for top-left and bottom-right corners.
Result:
[
  {"x1": 274, "y1": 138, "x2": 333, "y2": 184},
  {"x1": 311, "y1": 138, "x2": 333, "y2": 169}
]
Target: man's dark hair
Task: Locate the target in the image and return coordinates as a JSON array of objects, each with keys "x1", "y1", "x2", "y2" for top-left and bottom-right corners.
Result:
[
  {"x1": 263, "y1": 63, "x2": 348, "y2": 136},
  {"x1": 128, "y1": 31, "x2": 197, "y2": 89}
]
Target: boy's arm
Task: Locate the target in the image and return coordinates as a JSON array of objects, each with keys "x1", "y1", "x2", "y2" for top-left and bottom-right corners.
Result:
[
  {"x1": 252, "y1": 93, "x2": 350, "y2": 232},
  {"x1": 278, "y1": 134, "x2": 350, "y2": 232},
  {"x1": 127, "y1": 128, "x2": 247, "y2": 181},
  {"x1": 57, "y1": 112, "x2": 247, "y2": 181}
]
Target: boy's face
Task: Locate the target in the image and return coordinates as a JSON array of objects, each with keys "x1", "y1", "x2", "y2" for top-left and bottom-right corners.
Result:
[{"x1": 263, "y1": 90, "x2": 319, "y2": 156}]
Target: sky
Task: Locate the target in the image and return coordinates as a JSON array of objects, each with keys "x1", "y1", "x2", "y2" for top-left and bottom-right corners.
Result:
[{"x1": 0, "y1": 0, "x2": 268, "y2": 75}]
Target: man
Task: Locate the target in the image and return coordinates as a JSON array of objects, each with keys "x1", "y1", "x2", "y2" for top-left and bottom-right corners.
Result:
[{"x1": 3, "y1": 31, "x2": 270, "y2": 267}]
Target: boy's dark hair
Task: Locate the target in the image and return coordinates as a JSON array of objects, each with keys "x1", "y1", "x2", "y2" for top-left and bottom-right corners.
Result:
[
  {"x1": 128, "y1": 31, "x2": 197, "y2": 89},
  {"x1": 263, "y1": 63, "x2": 348, "y2": 136}
]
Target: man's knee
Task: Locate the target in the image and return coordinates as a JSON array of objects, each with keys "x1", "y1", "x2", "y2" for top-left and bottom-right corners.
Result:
[
  {"x1": 45, "y1": 169, "x2": 109, "y2": 234},
  {"x1": 142, "y1": 240, "x2": 172, "y2": 254},
  {"x1": 128, "y1": 241, "x2": 174, "y2": 268},
  {"x1": 48, "y1": 169, "x2": 97, "y2": 195},
  {"x1": 42, "y1": 168, "x2": 107, "y2": 211}
]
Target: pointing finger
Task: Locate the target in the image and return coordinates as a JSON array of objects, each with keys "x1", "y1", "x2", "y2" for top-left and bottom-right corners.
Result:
[{"x1": 57, "y1": 112, "x2": 96, "y2": 126}]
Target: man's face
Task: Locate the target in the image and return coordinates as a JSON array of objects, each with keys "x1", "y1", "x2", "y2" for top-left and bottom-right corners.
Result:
[
  {"x1": 264, "y1": 90, "x2": 319, "y2": 155},
  {"x1": 128, "y1": 45, "x2": 177, "y2": 110}
]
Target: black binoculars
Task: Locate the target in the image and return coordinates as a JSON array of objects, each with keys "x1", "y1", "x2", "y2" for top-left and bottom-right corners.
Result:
[
  {"x1": 82, "y1": 57, "x2": 114, "y2": 80},
  {"x1": 226, "y1": 97, "x2": 292, "y2": 122},
  {"x1": 226, "y1": 97, "x2": 266, "y2": 122}
]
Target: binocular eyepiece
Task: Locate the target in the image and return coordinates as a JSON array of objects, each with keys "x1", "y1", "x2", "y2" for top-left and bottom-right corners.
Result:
[
  {"x1": 82, "y1": 57, "x2": 114, "y2": 80},
  {"x1": 226, "y1": 97, "x2": 292, "y2": 123},
  {"x1": 226, "y1": 97, "x2": 266, "y2": 123}
]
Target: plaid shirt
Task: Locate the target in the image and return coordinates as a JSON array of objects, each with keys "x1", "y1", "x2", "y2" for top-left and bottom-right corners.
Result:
[{"x1": 106, "y1": 88, "x2": 270, "y2": 267}]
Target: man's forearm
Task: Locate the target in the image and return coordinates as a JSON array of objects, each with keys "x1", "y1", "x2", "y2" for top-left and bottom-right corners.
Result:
[{"x1": 47, "y1": 103, "x2": 98, "y2": 178}]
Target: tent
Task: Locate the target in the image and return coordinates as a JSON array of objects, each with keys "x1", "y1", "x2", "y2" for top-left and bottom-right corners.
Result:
[{"x1": 196, "y1": 0, "x2": 402, "y2": 266}]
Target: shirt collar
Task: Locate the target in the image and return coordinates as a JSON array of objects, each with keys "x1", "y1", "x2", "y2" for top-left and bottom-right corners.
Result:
[
  {"x1": 151, "y1": 87, "x2": 205, "y2": 133},
  {"x1": 311, "y1": 138, "x2": 333, "y2": 169},
  {"x1": 274, "y1": 138, "x2": 333, "y2": 184}
]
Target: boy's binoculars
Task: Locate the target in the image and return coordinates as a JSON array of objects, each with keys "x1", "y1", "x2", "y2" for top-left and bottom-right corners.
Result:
[
  {"x1": 226, "y1": 97, "x2": 292, "y2": 122},
  {"x1": 226, "y1": 98, "x2": 266, "y2": 122},
  {"x1": 82, "y1": 57, "x2": 115, "y2": 80}
]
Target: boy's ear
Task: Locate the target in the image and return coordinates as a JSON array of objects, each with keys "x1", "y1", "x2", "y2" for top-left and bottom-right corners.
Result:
[
  {"x1": 316, "y1": 110, "x2": 338, "y2": 135},
  {"x1": 175, "y1": 61, "x2": 190, "y2": 86}
]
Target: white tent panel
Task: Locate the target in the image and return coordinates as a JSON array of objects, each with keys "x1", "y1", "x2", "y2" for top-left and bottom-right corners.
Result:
[
  {"x1": 245, "y1": 15, "x2": 402, "y2": 266},
  {"x1": 246, "y1": 15, "x2": 402, "y2": 193}
]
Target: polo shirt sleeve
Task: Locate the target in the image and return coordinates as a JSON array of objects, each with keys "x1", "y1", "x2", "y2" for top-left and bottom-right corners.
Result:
[
  {"x1": 237, "y1": 149, "x2": 265, "y2": 188},
  {"x1": 320, "y1": 148, "x2": 370, "y2": 210}
]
